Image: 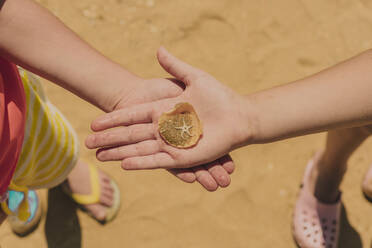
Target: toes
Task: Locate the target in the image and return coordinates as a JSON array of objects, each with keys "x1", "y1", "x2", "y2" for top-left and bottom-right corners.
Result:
[
  {"x1": 96, "y1": 171, "x2": 115, "y2": 207},
  {"x1": 99, "y1": 175, "x2": 114, "y2": 192},
  {"x1": 100, "y1": 172, "x2": 111, "y2": 184},
  {"x1": 100, "y1": 190, "x2": 114, "y2": 207},
  {"x1": 103, "y1": 183, "x2": 114, "y2": 193},
  {"x1": 86, "y1": 204, "x2": 106, "y2": 221}
]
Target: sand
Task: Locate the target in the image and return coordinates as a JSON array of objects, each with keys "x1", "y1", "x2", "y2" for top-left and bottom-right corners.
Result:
[{"x1": 1, "y1": 0, "x2": 372, "y2": 247}]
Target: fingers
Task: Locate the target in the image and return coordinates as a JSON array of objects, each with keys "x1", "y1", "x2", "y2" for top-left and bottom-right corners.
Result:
[
  {"x1": 90, "y1": 103, "x2": 154, "y2": 132},
  {"x1": 167, "y1": 169, "x2": 197, "y2": 183},
  {"x1": 157, "y1": 47, "x2": 204, "y2": 85},
  {"x1": 86, "y1": 124, "x2": 155, "y2": 149},
  {"x1": 96, "y1": 140, "x2": 161, "y2": 161},
  {"x1": 121, "y1": 153, "x2": 233, "y2": 191},
  {"x1": 168, "y1": 159, "x2": 233, "y2": 191},
  {"x1": 219, "y1": 154, "x2": 235, "y2": 174},
  {"x1": 189, "y1": 156, "x2": 234, "y2": 190},
  {"x1": 121, "y1": 152, "x2": 175, "y2": 170},
  {"x1": 205, "y1": 161, "x2": 231, "y2": 188},
  {"x1": 192, "y1": 166, "x2": 219, "y2": 192}
]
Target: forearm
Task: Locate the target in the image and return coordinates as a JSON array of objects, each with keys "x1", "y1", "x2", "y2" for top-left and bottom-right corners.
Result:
[
  {"x1": 244, "y1": 50, "x2": 372, "y2": 144},
  {"x1": 0, "y1": 0, "x2": 139, "y2": 112}
]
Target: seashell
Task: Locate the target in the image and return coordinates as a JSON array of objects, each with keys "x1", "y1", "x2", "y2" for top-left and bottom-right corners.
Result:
[{"x1": 158, "y1": 102, "x2": 202, "y2": 148}]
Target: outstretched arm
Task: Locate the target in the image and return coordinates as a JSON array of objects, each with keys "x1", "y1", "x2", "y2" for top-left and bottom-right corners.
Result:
[
  {"x1": 0, "y1": 0, "x2": 141, "y2": 112},
  {"x1": 248, "y1": 50, "x2": 372, "y2": 144},
  {"x1": 0, "y1": 0, "x2": 234, "y2": 191},
  {"x1": 87, "y1": 48, "x2": 372, "y2": 170}
]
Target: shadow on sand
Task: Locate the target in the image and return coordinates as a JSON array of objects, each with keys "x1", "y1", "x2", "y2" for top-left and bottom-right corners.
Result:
[
  {"x1": 44, "y1": 186, "x2": 81, "y2": 248},
  {"x1": 339, "y1": 203, "x2": 362, "y2": 248},
  {"x1": 43, "y1": 187, "x2": 361, "y2": 248}
]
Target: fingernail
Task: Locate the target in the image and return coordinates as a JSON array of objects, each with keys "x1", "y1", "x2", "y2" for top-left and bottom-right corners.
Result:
[{"x1": 219, "y1": 175, "x2": 231, "y2": 188}]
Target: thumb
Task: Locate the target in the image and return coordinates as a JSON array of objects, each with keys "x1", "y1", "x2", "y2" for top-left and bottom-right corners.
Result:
[{"x1": 157, "y1": 47, "x2": 203, "y2": 85}]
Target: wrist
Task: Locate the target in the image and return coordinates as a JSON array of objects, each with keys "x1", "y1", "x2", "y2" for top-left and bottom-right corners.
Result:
[
  {"x1": 98, "y1": 68, "x2": 142, "y2": 112},
  {"x1": 230, "y1": 94, "x2": 260, "y2": 150}
]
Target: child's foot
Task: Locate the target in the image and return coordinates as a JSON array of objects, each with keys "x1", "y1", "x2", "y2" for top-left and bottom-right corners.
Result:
[
  {"x1": 64, "y1": 160, "x2": 120, "y2": 223},
  {"x1": 5, "y1": 190, "x2": 43, "y2": 237},
  {"x1": 292, "y1": 154, "x2": 341, "y2": 248}
]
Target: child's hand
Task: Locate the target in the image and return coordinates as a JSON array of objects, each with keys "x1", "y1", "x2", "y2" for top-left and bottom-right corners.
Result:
[
  {"x1": 92, "y1": 67, "x2": 235, "y2": 191},
  {"x1": 111, "y1": 77, "x2": 183, "y2": 110},
  {"x1": 86, "y1": 48, "x2": 253, "y2": 173}
]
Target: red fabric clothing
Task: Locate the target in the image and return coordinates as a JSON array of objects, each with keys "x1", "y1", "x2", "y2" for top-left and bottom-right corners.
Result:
[{"x1": 0, "y1": 58, "x2": 26, "y2": 198}]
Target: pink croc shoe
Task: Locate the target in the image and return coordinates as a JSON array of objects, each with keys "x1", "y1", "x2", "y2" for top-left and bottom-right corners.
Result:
[
  {"x1": 362, "y1": 164, "x2": 372, "y2": 202},
  {"x1": 292, "y1": 158, "x2": 341, "y2": 248}
]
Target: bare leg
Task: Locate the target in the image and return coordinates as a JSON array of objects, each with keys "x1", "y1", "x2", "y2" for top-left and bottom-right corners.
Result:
[{"x1": 309, "y1": 126, "x2": 371, "y2": 203}]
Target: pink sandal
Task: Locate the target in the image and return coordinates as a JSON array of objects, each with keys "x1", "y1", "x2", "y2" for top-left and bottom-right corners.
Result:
[{"x1": 292, "y1": 158, "x2": 341, "y2": 248}]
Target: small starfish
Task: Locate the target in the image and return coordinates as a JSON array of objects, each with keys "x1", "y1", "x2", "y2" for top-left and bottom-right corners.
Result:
[{"x1": 174, "y1": 117, "x2": 194, "y2": 139}]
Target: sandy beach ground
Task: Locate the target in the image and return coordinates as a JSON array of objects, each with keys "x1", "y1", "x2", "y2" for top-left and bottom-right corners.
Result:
[{"x1": 2, "y1": 0, "x2": 372, "y2": 247}]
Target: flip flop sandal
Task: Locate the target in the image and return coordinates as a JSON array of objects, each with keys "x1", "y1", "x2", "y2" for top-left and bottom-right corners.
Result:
[
  {"x1": 292, "y1": 157, "x2": 341, "y2": 248},
  {"x1": 361, "y1": 164, "x2": 372, "y2": 203},
  {"x1": 1, "y1": 185, "x2": 42, "y2": 237},
  {"x1": 62, "y1": 164, "x2": 121, "y2": 225}
]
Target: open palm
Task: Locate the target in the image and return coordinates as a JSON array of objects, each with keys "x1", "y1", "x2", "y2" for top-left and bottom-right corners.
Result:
[{"x1": 86, "y1": 48, "x2": 244, "y2": 186}]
